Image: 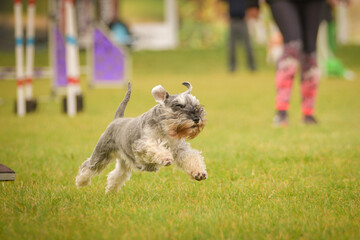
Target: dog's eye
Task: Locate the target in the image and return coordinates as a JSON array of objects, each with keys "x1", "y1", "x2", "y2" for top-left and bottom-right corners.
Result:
[{"x1": 175, "y1": 104, "x2": 185, "y2": 109}]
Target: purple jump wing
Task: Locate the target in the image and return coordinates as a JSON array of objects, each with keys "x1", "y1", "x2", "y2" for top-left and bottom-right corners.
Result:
[
  {"x1": 54, "y1": 27, "x2": 67, "y2": 87},
  {"x1": 93, "y1": 28, "x2": 125, "y2": 84}
]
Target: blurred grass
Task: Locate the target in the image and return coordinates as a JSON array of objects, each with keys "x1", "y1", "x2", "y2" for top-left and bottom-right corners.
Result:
[{"x1": 0, "y1": 45, "x2": 360, "y2": 239}]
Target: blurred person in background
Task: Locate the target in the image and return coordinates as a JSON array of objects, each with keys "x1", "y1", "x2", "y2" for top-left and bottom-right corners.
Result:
[
  {"x1": 246, "y1": 0, "x2": 326, "y2": 126},
  {"x1": 224, "y1": 0, "x2": 257, "y2": 72}
]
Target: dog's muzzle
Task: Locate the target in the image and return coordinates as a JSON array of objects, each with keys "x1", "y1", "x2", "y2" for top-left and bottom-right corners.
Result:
[{"x1": 192, "y1": 116, "x2": 200, "y2": 124}]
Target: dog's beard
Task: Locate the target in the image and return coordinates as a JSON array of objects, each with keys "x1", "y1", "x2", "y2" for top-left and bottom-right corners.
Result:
[{"x1": 164, "y1": 118, "x2": 205, "y2": 140}]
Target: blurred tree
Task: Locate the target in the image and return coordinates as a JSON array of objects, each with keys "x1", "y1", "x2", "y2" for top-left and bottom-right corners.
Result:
[{"x1": 179, "y1": 0, "x2": 228, "y2": 48}]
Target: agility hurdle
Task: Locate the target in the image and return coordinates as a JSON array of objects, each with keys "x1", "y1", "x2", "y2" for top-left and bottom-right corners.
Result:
[
  {"x1": 14, "y1": 0, "x2": 26, "y2": 116},
  {"x1": 14, "y1": 0, "x2": 38, "y2": 116},
  {"x1": 64, "y1": 0, "x2": 83, "y2": 116},
  {"x1": 89, "y1": 26, "x2": 131, "y2": 88},
  {"x1": 25, "y1": 0, "x2": 38, "y2": 112},
  {"x1": 50, "y1": 0, "x2": 130, "y2": 90},
  {"x1": 9, "y1": 0, "x2": 131, "y2": 116}
]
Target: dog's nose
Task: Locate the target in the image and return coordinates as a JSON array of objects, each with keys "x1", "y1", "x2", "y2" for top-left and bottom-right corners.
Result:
[{"x1": 193, "y1": 117, "x2": 200, "y2": 124}]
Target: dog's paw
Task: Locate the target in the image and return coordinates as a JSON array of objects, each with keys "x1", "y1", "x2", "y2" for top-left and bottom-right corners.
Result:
[
  {"x1": 154, "y1": 150, "x2": 173, "y2": 166},
  {"x1": 192, "y1": 171, "x2": 208, "y2": 181},
  {"x1": 160, "y1": 157, "x2": 173, "y2": 166}
]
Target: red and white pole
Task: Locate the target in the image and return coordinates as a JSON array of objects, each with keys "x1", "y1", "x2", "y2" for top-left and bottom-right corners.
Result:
[
  {"x1": 14, "y1": 0, "x2": 26, "y2": 116},
  {"x1": 25, "y1": 0, "x2": 36, "y2": 100},
  {"x1": 65, "y1": 0, "x2": 81, "y2": 116}
]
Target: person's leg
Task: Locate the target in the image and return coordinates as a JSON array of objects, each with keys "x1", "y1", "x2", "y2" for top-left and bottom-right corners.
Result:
[
  {"x1": 240, "y1": 19, "x2": 256, "y2": 71},
  {"x1": 270, "y1": 1, "x2": 302, "y2": 125},
  {"x1": 228, "y1": 19, "x2": 237, "y2": 72},
  {"x1": 299, "y1": 1, "x2": 325, "y2": 122},
  {"x1": 300, "y1": 53, "x2": 319, "y2": 123}
]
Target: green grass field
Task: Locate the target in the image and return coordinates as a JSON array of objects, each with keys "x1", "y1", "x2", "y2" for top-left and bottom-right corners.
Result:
[{"x1": 0, "y1": 46, "x2": 360, "y2": 239}]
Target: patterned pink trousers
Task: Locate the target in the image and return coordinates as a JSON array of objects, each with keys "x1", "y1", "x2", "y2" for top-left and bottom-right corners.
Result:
[{"x1": 275, "y1": 41, "x2": 319, "y2": 116}]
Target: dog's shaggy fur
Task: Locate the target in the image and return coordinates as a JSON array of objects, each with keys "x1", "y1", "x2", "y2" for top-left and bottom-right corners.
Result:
[{"x1": 75, "y1": 82, "x2": 207, "y2": 193}]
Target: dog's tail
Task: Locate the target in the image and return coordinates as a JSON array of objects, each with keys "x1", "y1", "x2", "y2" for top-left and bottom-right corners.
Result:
[{"x1": 114, "y1": 82, "x2": 132, "y2": 119}]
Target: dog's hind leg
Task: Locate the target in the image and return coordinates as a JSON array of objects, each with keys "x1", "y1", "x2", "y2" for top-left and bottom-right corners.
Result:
[
  {"x1": 75, "y1": 139, "x2": 115, "y2": 188},
  {"x1": 75, "y1": 157, "x2": 97, "y2": 187},
  {"x1": 106, "y1": 159, "x2": 132, "y2": 193}
]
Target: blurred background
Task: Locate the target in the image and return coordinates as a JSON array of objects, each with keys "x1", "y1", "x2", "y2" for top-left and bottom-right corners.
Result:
[
  {"x1": 0, "y1": 0, "x2": 359, "y2": 51},
  {"x1": 0, "y1": 0, "x2": 359, "y2": 87}
]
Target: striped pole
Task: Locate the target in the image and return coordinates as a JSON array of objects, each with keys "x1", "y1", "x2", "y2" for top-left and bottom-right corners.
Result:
[
  {"x1": 14, "y1": 0, "x2": 26, "y2": 116},
  {"x1": 65, "y1": 0, "x2": 81, "y2": 116},
  {"x1": 25, "y1": 0, "x2": 36, "y2": 100}
]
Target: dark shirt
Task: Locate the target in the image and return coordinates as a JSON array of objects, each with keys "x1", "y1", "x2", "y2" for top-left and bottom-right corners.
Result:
[{"x1": 226, "y1": 0, "x2": 246, "y2": 19}]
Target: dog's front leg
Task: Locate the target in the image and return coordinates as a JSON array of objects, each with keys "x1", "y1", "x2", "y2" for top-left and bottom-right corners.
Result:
[
  {"x1": 174, "y1": 142, "x2": 207, "y2": 181},
  {"x1": 133, "y1": 138, "x2": 173, "y2": 166}
]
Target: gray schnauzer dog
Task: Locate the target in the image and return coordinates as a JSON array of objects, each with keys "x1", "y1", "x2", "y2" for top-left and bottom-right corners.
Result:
[{"x1": 75, "y1": 82, "x2": 207, "y2": 193}]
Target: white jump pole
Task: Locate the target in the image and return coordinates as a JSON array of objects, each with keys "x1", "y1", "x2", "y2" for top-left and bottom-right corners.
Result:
[
  {"x1": 14, "y1": 0, "x2": 26, "y2": 117},
  {"x1": 336, "y1": 2, "x2": 349, "y2": 45},
  {"x1": 165, "y1": 0, "x2": 179, "y2": 48},
  {"x1": 65, "y1": 0, "x2": 81, "y2": 117},
  {"x1": 25, "y1": 0, "x2": 36, "y2": 100}
]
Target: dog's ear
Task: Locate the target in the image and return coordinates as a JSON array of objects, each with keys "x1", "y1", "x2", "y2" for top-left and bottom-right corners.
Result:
[{"x1": 151, "y1": 85, "x2": 169, "y2": 104}]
